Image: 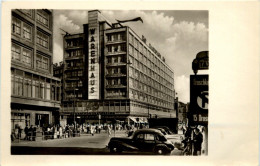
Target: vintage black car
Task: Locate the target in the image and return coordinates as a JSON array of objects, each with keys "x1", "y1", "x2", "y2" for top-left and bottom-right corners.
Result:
[{"x1": 108, "y1": 129, "x2": 174, "y2": 155}]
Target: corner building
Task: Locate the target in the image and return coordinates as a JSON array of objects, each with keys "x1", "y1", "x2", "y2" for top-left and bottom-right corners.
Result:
[
  {"x1": 61, "y1": 10, "x2": 175, "y2": 124},
  {"x1": 11, "y1": 9, "x2": 61, "y2": 130}
]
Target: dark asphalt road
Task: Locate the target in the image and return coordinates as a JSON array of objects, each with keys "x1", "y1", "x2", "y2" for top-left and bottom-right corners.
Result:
[{"x1": 11, "y1": 131, "x2": 183, "y2": 155}]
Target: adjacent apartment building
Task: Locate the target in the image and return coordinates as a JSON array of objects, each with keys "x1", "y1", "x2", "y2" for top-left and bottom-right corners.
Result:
[
  {"x1": 55, "y1": 10, "x2": 176, "y2": 125},
  {"x1": 11, "y1": 9, "x2": 61, "y2": 130}
]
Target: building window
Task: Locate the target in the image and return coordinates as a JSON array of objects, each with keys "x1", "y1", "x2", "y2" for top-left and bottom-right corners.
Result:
[
  {"x1": 107, "y1": 45, "x2": 112, "y2": 52},
  {"x1": 11, "y1": 43, "x2": 21, "y2": 61},
  {"x1": 37, "y1": 10, "x2": 49, "y2": 27},
  {"x1": 78, "y1": 70, "x2": 83, "y2": 76},
  {"x1": 119, "y1": 33, "x2": 126, "y2": 41},
  {"x1": 107, "y1": 34, "x2": 112, "y2": 41},
  {"x1": 37, "y1": 31, "x2": 49, "y2": 49},
  {"x1": 113, "y1": 34, "x2": 118, "y2": 41},
  {"x1": 107, "y1": 57, "x2": 112, "y2": 63},
  {"x1": 12, "y1": 16, "x2": 32, "y2": 40},
  {"x1": 12, "y1": 17, "x2": 21, "y2": 35},
  {"x1": 12, "y1": 43, "x2": 32, "y2": 66},
  {"x1": 36, "y1": 54, "x2": 49, "y2": 71},
  {"x1": 114, "y1": 56, "x2": 118, "y2": 63},
  {"x1": 21, "y1": 9, "x2": 33, "y2": 17},
  {"x1": 120, "y1": 44, "x2": 126, "y2": 52},
  {"x1": 23, "y1": 23, "x2": 32, "y2": 40},
  {"x1": 21, "y1": 48, "x2": 32, "y2": 66}
]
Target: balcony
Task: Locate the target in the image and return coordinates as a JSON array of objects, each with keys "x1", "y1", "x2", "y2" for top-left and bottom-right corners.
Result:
[
  {"x1": 106, "y1": 40, "x2": 126, "y2": 45},
  {"x1": 106, "y1": 84, "x2": 127, "y2": 89},
  {"x1": 106, "y1": 51, "x2": 126, "y2": 56},
  {"x1": 106, "y1": 62, "x2": 126, "y2": 67},
  {"x1": 65, "y1": 45, "x2": 84, "y2": 50},
  {"x1": 64, "y1": 65, "x2": 84, "y2": 71},
  {"x1": 64, "y1": 76, "x2": 80, "y2": 81},
  {"x1": 65, "y1": 55, "x2": 84, "y2": 60},
  {"x1": 106, "y1": 73, "x2": 127, "y2": 78}
]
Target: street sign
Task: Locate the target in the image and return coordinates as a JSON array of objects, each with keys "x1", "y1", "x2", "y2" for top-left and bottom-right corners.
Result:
[
  {"x1": 192, "y1": 51, "x2": 209, "y2": 74},
  {"x1": 190, "y1": 75, "x2": 208, "y2": 125}
]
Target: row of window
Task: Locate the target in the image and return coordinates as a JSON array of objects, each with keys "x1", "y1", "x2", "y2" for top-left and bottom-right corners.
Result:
[
  {"x1": 65, "y1": 81, "x2": 83, "y2": 88},
  {"x1": 129, "y1": 44, "x2": 174, "y2": 81},
  {"x1": 129, "y1": 66, "x2": 174, "y2": 93},
  {"x1": 66, "y1": 38, "x2": 83, "y2": 48},
  {"x1": 65, "y1": 70, "x2": 83, "y2": 77},
  {"x1": 65, "y1": 92, "x2": 83, "y2": 99},
  {"x1": 11, "y1": 74, "x2": 60, "y2": 101},
  {"x1": 107, "y1": 55, "x2": 126, "y2": 64},
  {"x1": 66, "y1": 49, "x2": 83, "y2": 58},
  {"x1": 107, "y1": 44, "x2": 126, "y2": 53},
  {"x1": 106, "y1": 78, "x2": 127, "y2": 86},
  {"x1": 106, "y1": 89, "x2": 126, "y2": 97},
  {"x1": 129, "y1": 89, "x2": 173, "y2": 108},
  {"x1": 129, "y1": 32, "x2": 173, "y2": 75},
  {"x1": 107, "y1": 32, "x2": 126, "y2": 42},
  {"x1": 66, "y1": 60, "x2": 83, "y2": 68},
  {"x1": 106, "y1": 67, "x2": 126, "y2": 75},
  {"x1": 11, "y1": 43, "x2": 50, "y2": 71},
  {"x1": 129, "y1": 77, "x2": 174, "y2": 102},
  {"x1": 18, "y1": 9, "x2": 50, "y2": 28}
]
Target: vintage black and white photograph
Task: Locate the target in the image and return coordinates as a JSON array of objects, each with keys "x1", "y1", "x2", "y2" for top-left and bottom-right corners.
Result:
[
  {"x1": 3, "y1": 2, "x2": 258, "y2": 165},
  {"x1": 10, "y1": 9, "x2": 209, "y2": 156}
]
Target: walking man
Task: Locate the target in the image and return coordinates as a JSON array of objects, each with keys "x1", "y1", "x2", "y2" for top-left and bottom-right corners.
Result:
[{"x1": 193, "y1": 128, "x2": 203, "y2": 156}]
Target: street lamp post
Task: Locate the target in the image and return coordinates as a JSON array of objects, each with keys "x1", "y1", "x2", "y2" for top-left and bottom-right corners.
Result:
[{"x1": 73, "y1": 88, "x2": 78, "y2": 130}]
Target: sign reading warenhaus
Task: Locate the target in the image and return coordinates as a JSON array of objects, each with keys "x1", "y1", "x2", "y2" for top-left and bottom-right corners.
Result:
[{"x1": 88, "y1": 11, "x2": 100, "y2": 99}]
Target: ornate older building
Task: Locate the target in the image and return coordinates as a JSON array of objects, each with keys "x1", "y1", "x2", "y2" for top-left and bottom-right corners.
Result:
[
  {"x1": 11, "y1": 9, "x2": 61, "y2": 130},
  {"x1": 56, "y1": 10, "x2": 175, "y2": 125}
]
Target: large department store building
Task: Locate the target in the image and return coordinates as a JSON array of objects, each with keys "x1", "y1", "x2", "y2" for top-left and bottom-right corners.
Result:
[
  {"x1": 57, "y1": 10, "x2": 176, "y2": 125},
  {"x1": 11, "y1": 9, "x2": 61, "y2": 130}
]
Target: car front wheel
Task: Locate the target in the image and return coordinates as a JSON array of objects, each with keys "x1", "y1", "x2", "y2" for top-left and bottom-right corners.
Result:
[
  {"x1": 110, "y1": 146, "x2": 122, "y2": 153},
  {"x1": 154, "y1": 146, "x2": 171, "y2": 155}
]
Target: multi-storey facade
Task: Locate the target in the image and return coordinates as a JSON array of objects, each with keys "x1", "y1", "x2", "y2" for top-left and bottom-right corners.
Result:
[
  {"x1": 59, "y1": 10, "x2": 175, "y2": 124},
  {"x1": 11, "y1": 9, "x2": 61, "y2": 130}
]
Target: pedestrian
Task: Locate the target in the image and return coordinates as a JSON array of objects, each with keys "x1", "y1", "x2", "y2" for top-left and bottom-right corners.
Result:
[
  {"x1": 98, "y1": 125, "x2": 101, "y2": 133},
  {"x1": 24, "y1": 125, "x2": 29, "y2": 140},
  {"x1": 193, "y1": 128, "x2": 203, "y2": 156},
  {"x1": 107, "y1": 125, "x2": 111, "y2": 137},
  {"x1": 28, "y1": 125, "x2": 33, "y2": 141},
  {"x1": 90, "y1": 125, "x2": 94, "y2": 136},
  {"x1": 59, "y1": 126, "x2": 63, "y2": 139}
]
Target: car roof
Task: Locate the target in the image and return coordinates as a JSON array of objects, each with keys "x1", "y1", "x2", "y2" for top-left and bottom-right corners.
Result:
[{"x1": 134, "y1": 129, "x2": 165, "y2": 135}]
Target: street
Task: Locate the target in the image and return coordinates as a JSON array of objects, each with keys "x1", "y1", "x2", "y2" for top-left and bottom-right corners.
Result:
[{"x1": 11, "y1": 130, "x2": 183, "y2": 155}]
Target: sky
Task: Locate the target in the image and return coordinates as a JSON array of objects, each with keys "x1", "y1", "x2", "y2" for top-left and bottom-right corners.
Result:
[{"x1": 53, "y1": 10, "x2": 208, "y2": 103}]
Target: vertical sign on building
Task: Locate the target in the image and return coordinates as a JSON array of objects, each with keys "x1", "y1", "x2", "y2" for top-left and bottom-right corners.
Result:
[
  {"x1": 190, "y1": 75, "x2": 208, "y2": 125},
  {"x1": 88, "y1": 11, "x2": 100, "y2": 99}
]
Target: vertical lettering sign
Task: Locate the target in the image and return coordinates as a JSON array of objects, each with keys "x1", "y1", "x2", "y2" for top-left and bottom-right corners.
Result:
[
  {"x1": 190, "y1": 75, "x2": 208, "y2": 124},
  {"x1": 88, "y1": 12, "x2": 100, "y2": 99}
]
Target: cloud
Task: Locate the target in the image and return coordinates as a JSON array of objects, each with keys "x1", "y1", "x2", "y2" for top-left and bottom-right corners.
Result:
[{"x1": 175, "y1": 75, "x2": 190, "y2": 103}]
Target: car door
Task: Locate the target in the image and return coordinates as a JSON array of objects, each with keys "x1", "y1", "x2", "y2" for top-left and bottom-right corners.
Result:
[
  {"x1": 134, "y1": 133, "x2": 145, "y2": 150},
  {"x1": 142, "y1": 133, "x2": 157, "y2": 151}
]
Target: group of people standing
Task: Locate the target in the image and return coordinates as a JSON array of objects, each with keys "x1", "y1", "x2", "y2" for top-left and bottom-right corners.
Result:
[{"x1": 180, "y1": 125, "x2": 204, "y2": 156}]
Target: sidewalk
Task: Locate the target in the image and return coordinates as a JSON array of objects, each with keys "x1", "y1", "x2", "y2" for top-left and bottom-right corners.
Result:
[{"x1": 11, "y1": 130, "x2": 127, "y2": 148}]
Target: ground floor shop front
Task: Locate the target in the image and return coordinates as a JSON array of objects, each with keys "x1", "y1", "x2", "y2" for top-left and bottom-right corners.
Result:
[{"x1": 60, "y1": 99, "x2": 176, "y2": 126}]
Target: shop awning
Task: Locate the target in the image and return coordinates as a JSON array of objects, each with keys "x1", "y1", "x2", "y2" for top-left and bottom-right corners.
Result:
[{"x1": 128, "y1": 117, "x2": 148, "y2": 123}]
